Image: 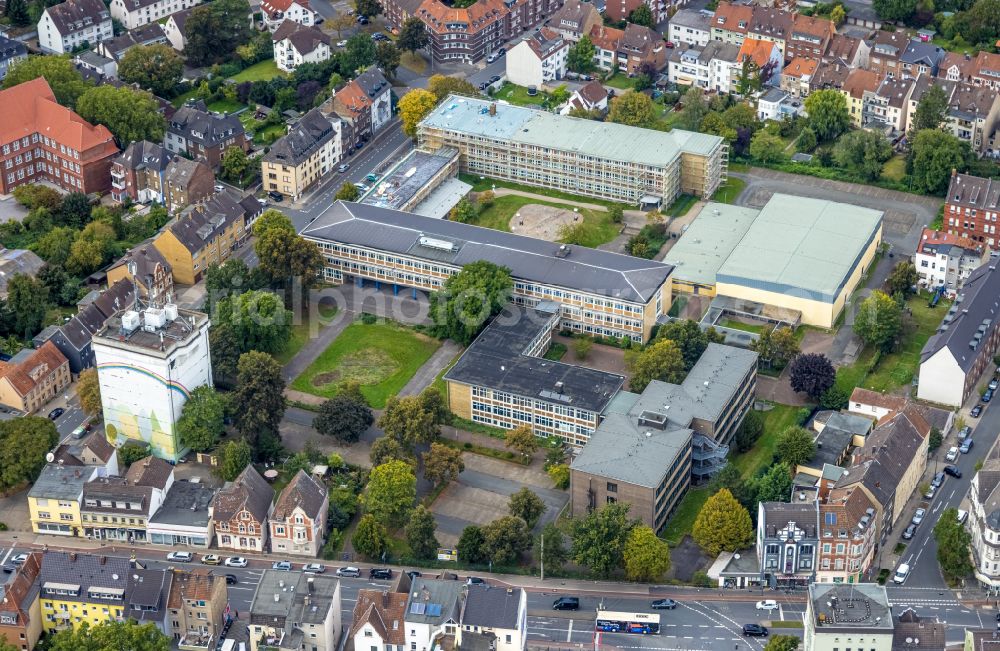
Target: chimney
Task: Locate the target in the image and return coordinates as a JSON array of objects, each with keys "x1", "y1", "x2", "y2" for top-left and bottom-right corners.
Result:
[
  {"x1": 382, "y1": 590, "x2": 389, "y2": 608},
  {"x1": 489, "y1": 103, "x2": 497, "y2": 116},
  {"x1": 69, "y1": 553, "x2": 77, "y2": 562},
  {"x1": 100, "y1": 556, "x2": 107, "y2": 565}
]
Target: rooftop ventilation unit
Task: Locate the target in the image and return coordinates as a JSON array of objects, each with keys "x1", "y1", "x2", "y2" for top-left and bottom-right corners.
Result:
[
  {"x1": 121, "y1": 311, "x2": 141, "y2": 333},
  {"x1": 419, "y1": 236, "x2": 455, "y2": 252}
]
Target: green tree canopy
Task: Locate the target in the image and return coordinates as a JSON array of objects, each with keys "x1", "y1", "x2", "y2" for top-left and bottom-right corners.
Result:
[
  {"x1": 398, "y1": 88, "x2": 437, "y2": 138},
  {"x1": 376, "y1": 41, "x2": 401, "y2": 77},
  {"x1": 775, "y1": 426, "x2": 816, "y2": 467},
  {"x1": 623, "y1": 525, "x2": 672, "y2": 582},
  {"x1": 909, "y1": 129, "x2": 972, "y2": 195},
  {"x1": 378, "y1": 394, "x2": 440, "y2": 448},
  {"x1": 217, "y1": 438, "x2": 252, "y2": 481},
  {"x1": 873, "y1": 0, "x2": 918, "y2": 20},
  {"x1": 336, "y1": 182, "x2": 360, "y2": 201},
  {"x1": 45, "y1": 621, "x2": 169, "y2": 651},
  {"x1": 433, "y1": 260, "x2": 513, "y2": 345},
  {"x1": 216, "y1": 289, "x2": 292, "y2": 355},
  {"x1": 804, "y1": 89, "x2": 850, "y2": 141},
  {"x1": 853, "y1": 290, "x2": 902, "y2": 352},
  {"x1": 608, "y1": 90, "x2": 656, "y2": 127},
  {"x1": 627, "y1": 338, "x2": 686, "y2": 392},
  {"x1": 77, "y1": 367, "x2": 102, "y2": 416},
  {"x1": 183, "y1": 0, "x2": 253, "y2": 67},
  {"x1": 934, "y1": 507, "x2": 973, "y2": 584},
  {"x1": 370, "y1": 436, "x2": 410, "y2": 466},
  {"x1": 4, "y1": 55, "x2": 91, "y2": 107},
  {"x1": 482, "y1": 515, "x2": 532, "y2": 565},
  {"x1": 7, "y1": 273, "x2": 48, "y2": 338},
  {"x1": 363, "y1": 459, "x2": 416, "y2": 528},
  {"x1": 571, "y1": 502, "x2": 636, "y2": 577},
  {"x1": 231, "y1": 351, "x2": 286, "y2": 455},
  {"x1": 353, "y1": 513, "x2": 389, "y2": 559},
  {"x1": 535, "y1": 522, "x2": 570, "y2": 574},
  {"x1": 655, "y1": 319, "x2": 724, "y2": 370},
  {"x1": 628, "y1": 3, "x2": 653, "y2": 25},
  {"x1": 457, "y1": 525, "x2": 487, "y2": 564},
  {"x1": 750, "y1": 462, "x2": 793, "y2": 503},
  {"x1": 0, "y1": 416, "x2": 58, "y2": 493},
  {"x1": 177, "y1": 386, "x2": 226, "y2": 452},
  {"x1": 911, "y1": 83, "x2": 948, "y2": 133},
  {"x1": 117, "y1": 44, "x2": 183, "y2": 97},
  {"x1": 315, "y1": 393, "x2": 373, "y2": 442},
  {"x1": 692, "y1": 488, "x2": 754, "y2": 556},
  {"x1": 508, "y1": 487, "x2": 546, "y2": 527},
  {"x1": 76, "y1": 85, "x2": 166, "y2": 146},
  {"x1": 832, "y1": 130, "x2": 892, "y2": 181},
  {"x1": 422, "y1": 442, "x2": 465, "y2": 487},
  {"x1": 427, "y1": 74, "x2": 480, "y2": 101},
  {"x1": 406, "y1": 505, "x2": 440, "y2": 559},
  {"x1": 397, "y1": 17, "x2": 430, "y2": 54},
  {"x1": 749, "y1": 129, "x2": 787, "y2": 163},
  {"x1": 567, "y1": 35, "x2": 596, "y2": 73}
]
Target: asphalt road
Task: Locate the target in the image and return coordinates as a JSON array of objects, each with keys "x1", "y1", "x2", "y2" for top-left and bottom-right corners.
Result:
[{"x1": 52, "y1": 396, "x2": 89, "y2": 444}]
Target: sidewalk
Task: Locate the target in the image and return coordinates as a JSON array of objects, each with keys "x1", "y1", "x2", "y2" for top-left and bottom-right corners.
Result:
[{"x1": 399, "y1": 340, "x2": 461, "y2": 397}]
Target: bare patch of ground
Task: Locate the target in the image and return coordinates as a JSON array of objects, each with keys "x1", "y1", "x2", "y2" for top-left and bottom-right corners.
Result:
[{"x1": 509, "y1": 203, "x2": 582, "y2": 241}]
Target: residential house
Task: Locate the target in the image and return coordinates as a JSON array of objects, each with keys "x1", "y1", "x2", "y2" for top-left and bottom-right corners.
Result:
[
  {"x1": 840, "y1": 68, "x2": 880, "y2": 127},
  {"x1": 51, "y1": 430, "x2": 120, "y2": 476},
  {"x1": 0, "y1": 342, "x2": 71, "y2": 414},
  {"x1": 272, "y1": 20, "x2": 330, "y2": 73},
  {"x1": 605, "y1": 0, "x2": 668, "y2": 25},
  {"x1": 757, "y1": 86, "x2": 793, "y2": 121},
  {"x1": 757, "y1": 502, "x2": 818, "y2": 587},
  {"x1": 968, "y1": 50, "x2": 1000, "y2": 89},
  {"x1": 867, "y1": 30, "x2": 908, "y2": 78},
  {"x1": 109, "y1": 0, "x2": 201, "y2": 30},
  {"x1": 904, "y1": 75, "x2": 957, "y2": 134},
  {"x1": 823, "y1": 33, "x2": 869, "y2": 69},
  {"x1": 0, "y1": 552, "x2": 42, "y2": 651},
  {"x1": 404, "y1": 578, "x2": 464, "y2": 651},
  {"x1": 106, "y1": 245, "x2": 174, "y2": 304},
  {"x1": 616, "y1": 23, "x2": 667, "y2": 75},
  {"x1": 809, "y1": 61, "x2": 850, "y2": 93},
  {"x1": 152, "y1": 192, "x2": 263, "y2": 284},
  {"x1": 0, "y1": 77, "x2": 118, "y2": 195},
  {"x1": 381, "y1": 0, "x2": 424, "y2": 32},
  {"x1": 148, "y1": 479, "x2": 215, "y2": 548},
  {"x1": 261, "y1": 0, "x2": 317, "y2": 30},
  {"x1": 667, "y1": 41, "x2": 740, "y2": 92},
  {"x1": 248, "y1": 571, "x2": 342, "y2": 651},
  {"x1": 331, "y1": 67, "x2": 392, "y2": 141},
  {"x1": 110, "y1": 140, "x2": 215, "y2": 212},
  {"x1": 786, "y1": 13, "x2": 833, "y2": 63},
  {"x1": 38, "y1": 0, "x2": 113, "y2": 54},
  {"x1": 799, "y1": 411, "x2": 872, "y2": 478},
  {"x1": 588, "y1": 24, "x2": 624, "y2": 72},
  {"x1": 80, "y1": 456, "x2": 175, "y2": 543},
  {"x1": 847, "y1": 387, "x2": 906, "y2": 422},
  {"x1": 262, "y1": 108, "x2": 343, "y2": 201},
  {"x1": 710, "y1": 2, "x2": 752, "y2": 46},
  {"x1": 558, "y1": 79, "x2": 609, "y2": 115},
  {"x1": 414, "y1": 0, "x2": 510, "y2": 63},
  {"x1": 863, "y1": 76, "x2": 914, "y2": 132},
  {"x1": 804, "y1": 584, "x2": 894, "y2": 651},
  {"x1": 458, "y1": 586, "x2": 527, "y2": 651},
  {"x1": 900, "y1": 39, "x2": 944, "y2": 78},
  {"x1": 781, "y1": 56, "x2": 817, "y2": 98},
  {"x1": 351, "y1": 589, "x2": 408, "y2": 651},
  {"x1": 735, "y1": 37, "x2": 781, "y2": 90},
  {"x1": 0, "y1": 249, "x2": 44, "y2": 297},
  {"x1": 943, "y1": 171, "x2": 1000, "y2": 248},
  {"x1": 913, "y1": 227, "x2": 987, "y2": 296},
  {"x1": 506, "y1": 28, "x2": 567, "y2": 87},
  {"x1": 938, "y1": 51, "x2": 971, "y2": 83},
  {"x1": 893, "y1": 610, "x2": 945, "y2": 651},
  {"x1": 945, "y1": 82, "x2": 1000, "y2": 156},
  {"x1": 817, "y1": 478, "x2": 878, "y2": 583},
  {"x1": 0, "y1": 35, "x2": 27, "y2": 81},
  {"x1": 167, "y1": 570, "x2": 227, "y2": 649},
  {"x1": 965, "y1": 628, "x2": 1000, "y2": 651},
  {"x1": 165, "y1": 100, "x2": 248, "y2": 170},
  {"x1": 74, "y1": 50, "x2": 117, "y2": 79},
  {"x1": 28, "y1": 464, "x2": 100, "y2": 537},
  {"x1": 96, "y1": 22, "x2": 168, "y2": 61},
  {"x1": 270, "y1": 470, "x2": 328, "y2": 557},
  {"x1": 211, "y1": 466, "x2": 274, "y2": 553},
  {"x1": 746, "y1": 6, "x2": 792, "y2": 62},
  {"x1": 668, "y1": 8, "x2": 712, "y2": 47},
  {"x1": 547, "y1": 0, "x2": 601, "y2": 43},
  {"x1": 164, "y1": 7, "x2": 193, "y2": 51},
  {"x1": 918, "y1": 258, "x2": 1000, "y2": 407}
]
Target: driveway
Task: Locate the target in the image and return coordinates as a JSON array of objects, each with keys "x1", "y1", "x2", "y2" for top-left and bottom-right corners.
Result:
[{"x1": 0, "y1": 196, "x2": 28, "y2": 223}]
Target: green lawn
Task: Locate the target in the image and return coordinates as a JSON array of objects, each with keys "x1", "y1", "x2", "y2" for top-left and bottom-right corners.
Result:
[
  {"x1": 604, "y1": 73, "x2": 638, "y2": 90},
  {"x1": 662, "y1": 487, "x2": 710, "y2": 546},
  {"x1": 493, "y1": 82, "x2": 549, "y2": 107},
  {"x1": 882, "y1": 155, "x2": 907, "y2": 182},
  {"x1": 712, "y1": 177, "x2": 747, "y2": 204},
  {"x1": 206, "y1": 99, "x2": 246, "y2": 114},
  {"x1": 731, "y1": 404, "x2": 802, "y2": 480},
  {"x1": 430, "y1": 351, "x2": 462, "y2": 398},
  {"x1": 229, "y1": 60, "x2": 287, "y2": 83},
  {"x1": 254, "y1": 123, "x2": 287, "y2": 145},
  {"x1": 172, "y1": 88, "x2": 198, "y2": 108},
  {"x1": 665, "y1": 194, "x2": 698, "y2": 218},
  {"x1": 272, "y1": 323, "x2": 311, "y2": 365},
  {"x1": 543, "y1": 343, "x2": 567, "y2": 361},
  {"x1": 721, "y1": 318, "x2": 767, "y2": 335},
  {"x1": 290, "y1": 320, "x2": 441, "y2": 407},
  {"x1": 472, "y1": 195, "x2": 618, "y2": 248},
  {"x1": 461, "y1": 174, "x2": 622, "y2": 209}
]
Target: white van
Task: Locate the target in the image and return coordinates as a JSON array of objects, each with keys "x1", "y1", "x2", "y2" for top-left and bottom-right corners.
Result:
[
  {"x1": 220, "y1": 640, "x2": 236, "y2": 651},
  {"x1": 957, "y1": 509, "x2": 969, "y2": 524},
  {"x1": 893, "y1": 563, "x2": 910, "y2": 584}
]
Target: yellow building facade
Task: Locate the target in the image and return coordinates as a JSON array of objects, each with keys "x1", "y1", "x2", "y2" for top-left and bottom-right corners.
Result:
[{"x1": 27, "y1": 464, "x2": 98, "y2": 537}]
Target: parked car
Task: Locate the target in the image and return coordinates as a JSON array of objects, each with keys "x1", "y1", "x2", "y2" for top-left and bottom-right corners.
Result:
[
  {"x1": 47, "y1": 408, "x2": 64, "y2": 420},
  {"x1": 354, "y1": 182, "x2": 368, "y2": 192},
  {"x1": 224, "y1": 574, "x2": 239, "y2": 585},
  {"x1": 224, "y1": 557, "x2": 248, "y2": 568},
  {"x1": 931, "y1": 471, "x2": 945, "y2": 488},
  {"x1": 365, "y1": 173, "x2": 380, "y2": 182},
  {"x1": 370, "y1": 568, "x2": 393, "y2": 579},
  {"x1": 201, "y1": 554, "x2": 221, "y2": 565},
  {"x1": 267, "y1": 190, "x2": 283, "y2": 202},
  {"x1": 71, "y1": 426, "x2": 87, "y2": 439},
  {"x1": 338, "y1": 163, "x2": 350, "y2": 173},
  {"x1": 923, "y1": 484, "x2": 937, "y2": 499},
  {"x1": 10, "y1": 554, "x2": 28, "y2": 565},
  {"x1": 957, "y1": 509, "x2": 969, "y2": 524},
  {"x1": 486, "y1": 51, "x2": 500, "y2": 63},
  {"x1": 214, "y1": 184, "x2": 224, "y2": 192},
  {"x1": 406, "y1": 570, "x2": 422, "y2": 579},
  {"x1": 961, "y1": 438, "x2": 974, "y2": 454},
  {"x1": 985, "y1": 389, "x2": 994, "y2": 403},
  {"x1": 337, "y1": 566, "x2": 361, "y2": 577},
  {"x1": 959, "y1": 425, "x2": 973, "y2": 439},
  {"x1": 272, "y1": 561, "x2": 293, "y2": 571},
  {"x1": 911, "y1": 508, "x2": 926, "y2": 525},
  {"x1": 945, "y1": 465, "x2": 963, "y2": 478},
  {"x1": 893, "y1": 563, "x2": 910, "y2": 584},
  {"x1": 742, "y1": 624, "x2": 768, "y2": 637},
  {"x1": 337, "y1": 39, "x2": 348, "y2": 47},
  {"x1": 972, "y1": 404, "x2": 983, "y2": 418},
  {"x1": 665, "y1": 40, "x2": 675, "y2": 48},
  {"x1": 902, "y1": 524, "x2": 916, "y2": 540},
  {"x1": 991, "y1": 378, "x2": 998, "y2": 391},
  {"x1": 466, "y1": 576, "x2": 485, "y2": 585},
  {"x1": 946, "y1": 446, "x2": 960, "y2": 461},
  {"x1": 357, "y1": 15, "x2": 369, "y2": 23},
  {"x1": 167, "y1": 552, "x2": 193, "y2": 563},
  {"x1": 651, "y1": 599, "x2": 677, "y2": 610},
  {"x1": 303, "y1": 564, "x2": 326, "y2": 574},
  {"x1": 489, "y1": 74, "x2": 501, "y2": 84},
  {"x1": 552, "y1": 597, "x2": 580, "y2": 611},
  {"x1": 755, "y1": 600, "x2": 779, "y2": 612}
]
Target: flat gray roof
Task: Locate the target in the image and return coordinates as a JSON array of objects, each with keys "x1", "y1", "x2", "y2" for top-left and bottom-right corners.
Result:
[
  {"x1": 420, "y1": 95, "x2": 723, "y2": 168},
  {"x1": 361, "y1": 149, "x2": 457, "y2": 212},
  {"x1": 412, "y1": 177, "x2": 473, "y2": 219},
  {"x1": 28, "y1": 464, "x2": 94, "y2": 501},
  {"x1": 665, "y1": 203, "x2": 759, "y2": 286},
  {"x1": 301, "y1": 201, "x2": 673, "y2": 303}
]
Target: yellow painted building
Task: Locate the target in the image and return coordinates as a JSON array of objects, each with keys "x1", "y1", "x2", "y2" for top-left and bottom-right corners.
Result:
[
  {"x1": 261, "y1": 109, "x2": 342, "y2": 201},
  {"x1": 27, "y1": 464, "x2": 98, "y2": 537}
]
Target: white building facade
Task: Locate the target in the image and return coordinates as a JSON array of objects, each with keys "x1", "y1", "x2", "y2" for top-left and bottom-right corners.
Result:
[
  {"x1": 505, "y1": 30, "x2": 568, "y2": 88},
  {"x1": 109, "y1": 0, "x2": 202, "y2": 30},
  {"x1": 38, "y1": 0, "x2": 113, "y2": 54}
]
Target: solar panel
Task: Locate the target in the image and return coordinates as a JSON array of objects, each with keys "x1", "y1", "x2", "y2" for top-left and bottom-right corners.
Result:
[
  {"x1": 426, "y1": 604, "x2": 442, "y2": 617},
  {"x1": 410, "y1": 603, "x2": 426, "y2": 615}
]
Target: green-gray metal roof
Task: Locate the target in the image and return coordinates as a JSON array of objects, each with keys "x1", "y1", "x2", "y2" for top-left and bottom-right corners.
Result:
[{"x1": 665, "y1": 204, "x2": 759, "y2": 286}]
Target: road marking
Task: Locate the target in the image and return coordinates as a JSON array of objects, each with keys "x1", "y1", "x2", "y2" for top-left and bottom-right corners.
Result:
[
  {"x1": 0, "y1": 548, "x2": 11, "y2": 565},
  {"x1": 778, "y1": 604, "x2": 784, "y2": 621},
  {"x1": 567, "y1": 619, "x2": 573, "y2": 643}
]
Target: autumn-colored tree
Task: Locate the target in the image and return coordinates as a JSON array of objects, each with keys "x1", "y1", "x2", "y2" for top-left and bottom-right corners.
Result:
[
  {"x1": 77, "y1": 368, "x2": 102, "y2": 416},
  {"x1": 623, "y1": 525, "x2": 672, "y2": 582},
  {"x1": 692, "y1": 488, "x2": 754, "y2": 556},
  {"x1": 398, "y1": 88, "x2": 437, "y2": 138},
  {"x1": 627, "y1": 338, "x2": 686, "y2": 392},
  {"x1": 505, "y1": 424, "x2": 540, "y2": 459},
  {"x1": 422, "y1": 442, "x2": 465, "y2": 486}
]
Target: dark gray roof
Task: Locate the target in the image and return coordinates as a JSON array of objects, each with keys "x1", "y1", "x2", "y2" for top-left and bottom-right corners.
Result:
[
  {"x1": 874, "y1": 76, "x2": 914, "y2": 108},
  {"x1": 109, "y1": 242, "x2": 171, "y2": 292},
  {"x1": 149, "y1": 479, "x2": 214, "y2": 528},
  {"x1": 352, "y1": 67, "x2": 391, "y2": 101},
  {"x1": 809, "y1": 583, "x2": 892, "y2": 633},
  {"x1": 57, "y1": 278, "x2": 136, "y2": 350},
  {"x1": 212, "y1": 466, "x2": 274, "y2": 523},
  {"x1": 669, "y1": 8, "x2": 711, "y2": 31},
  {"x1": 169, "y1": 100, "x2": 245, "y2": 148},
  {"x1": 405, "y1": 578, "x2": 464, "y2": 625},
  {"x1": 45, "y1": 0, "x2": 109, "y2": 35},
  {"x1": 28, "y1": 464, "x2": 96, "y2": 500},
  {"x1": 38, "y1": 551, "x2": 130, "y2": 604},
  {"x1": 835, "y1": 458, "x2": 895, "y2": 506},
  {"x1": 761, "y1": 501, "x2": 817, "y2": 538},
  {"x1": 461, "y1": 586, "x2": 522, "y2": 629},
  {"x1": 549, "y1": 0, "x2": 599, "y2": 32},
  {"x1": 921, "y1": 260, "x2": 1000, "y2": 372},
  {"x1": 127, "y1": 568, "x2": 171, "y2": 620},
  {"x1": 272, "y1": 19, "x2": 329, "y2": 55},
  {"x1": 83, "y1": 477, "x2": 154, "y2": 516},
  {"x1": 892, "y1": 610, "x2": 945, "y2": 651},
  {"x1": 0, "y1": 35, "x2": 26, "y2": 62},
  {"x1": 116, "y1": 140, "x2": 170, "y2": 173},
  {"x1": 262, "y1": 108, "x2": 338, "y2": 167},
  {"x1": 170, "y1": 192, "x2": 260, "y2": 254},
  {"x1": 101, "y1": 24, "x2": 167, "y2": 59},
  {"x1": 165, "y1": 156, "x2": 210, "y2": 188},
  {"x1": 301, "y1": 201, "x2": 674, "y2": 303},
  {"x1": 901, "y1": 40, "x2": 944, "y2": 67},
  {"x1": 0, "y1": 249, "x2": 44, "y2": 296},
  {"x1": 168, "y1": 6, "x2": 194, "y2": 32},
  {"x1": 444, "y1": 304, "x2": 624, "y2": 414},
  {"x1": 273, "y1": 470, "x2": 327, "y2": 520}
]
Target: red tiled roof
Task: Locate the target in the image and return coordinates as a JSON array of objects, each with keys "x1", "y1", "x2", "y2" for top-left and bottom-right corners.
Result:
[
  {"x1": 417, "y1": 0, "x2": 508, "y2": 35},
  {"x1": 850, "y1": 387, "x2": 906, "y2": 412},
  {"x1": 350, "y1": 590, "x2": 409, "y2": 645},
  {"x1": 916, "y1": 227, "x2": 981, "y2": 256},
  {"x1": 841, "y1": 68, "x2": 880, "y2": 99},
  {"x1": 737, "y1": 37, "x2": 774, "y2": 68},
  {"x1": 588, "y1": 24, "x2": 623, "y2": 51},
  {"x1": 712, "y1": 1, "x2": 753, "y2": 34},
  {"x1": 261, "y1": 0, "x2": 310, "y2": 16},
  {"x1": 783, "y1": 56, "x2": 818, "y2": 79},
  {"x1": 0, "y1": 341, "x2": 68, "y2": 397}
]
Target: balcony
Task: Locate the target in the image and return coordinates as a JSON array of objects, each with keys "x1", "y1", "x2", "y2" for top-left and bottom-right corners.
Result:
[{"x1": 178, "y1": 633, "x2": 214, "y2": 651}]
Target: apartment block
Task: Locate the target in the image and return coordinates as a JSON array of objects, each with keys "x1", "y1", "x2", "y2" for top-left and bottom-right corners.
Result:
[
  {"x1": 28, "y1": 464, "x2": 100, "y2": 537},
  {"x1": 667, "y1": 40, "x2": 741, "y2": 92},
  {"x1": 913, "y1": 227, "x2": 987, "y2": 296},
  {"x1": 547, "y1": 0, "x2": 600, "y2": 43},
  {"x1": 0, "y1": 342, "x2": 71, "y2": 414},
  {"x1": 110, "y1": 0, "x2": 201, "y2": 29},
  {"x1": 106, "y1": 244, "x2": 174, "y2": 305},
  {"x1": 261, "y1": 0, "x2": 317, "y2": 30},
  {"x1": 110, "y1": 140, "x2": 215, "y2": 212},
  {"x1": 505, "y1": 28, "x2": 567, "y2": 88},
  {"x1": 248, "y1": 571, "x2": 342, "y2": 651},
  {"x1": 262, "y1": 108, "x2": 343, "y2": 201},
  {"x1": 0, "y1": 35, "x2": 27, "y2": 81},
  {"x1": 969, "y1": 457, "x2": 1000, "y2": 591},
  {"x1": 418, "y1": 95, "x2": 726, "y2": 205},
  {"x1": 0, "y1": 553, "x2": 42, "y2": 651},
  {"x1": 758, "y1": 502, "x2": 817, "y2": 587},
  {"x1": 167, "y1": 571, "x2": 227, "y2": 649},
  {"x1": 944, "y1": 171, "x2": 1000, "y2": 248},
  {"x1": 804, "y1": 584, "x2": 893, "y2": 651},
  {"x1": 272, "y1": 20, "x2": 330, "y2": 72},
  {"x1": 867, "y1": 30, "x2": 908, "y2": 78},
  {"x1": 165, "y1": 100, "x2": 248, "y2": 170},
  {"x1": 38, "y1": 0, "x2": 113, "y2": 54},
  {"x1": 270, "y1": 470, "x2": 328, "y2": 557},
  {"x1": 331, "y1": 68, "x2": 392, "y2": 141},
  {"x1": 668, "y1": 8, "x2": 711, "y2": 48}
]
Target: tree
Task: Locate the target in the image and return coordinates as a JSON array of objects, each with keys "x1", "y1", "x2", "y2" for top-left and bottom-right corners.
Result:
[
  {"x1": 46, "y1": 621, "x2": 170, "y2": 651},
  {"x1": 797, "y1": 126, "x2": 817, "y2": 152},
  {"x1": 776, "y1": 426, "x2": 816, "y2": 467},
  {"x1": 934, "y1": 507, "x2": 973, "y2": 584},
  {"x1": 873, "y1": 0, "x2": 917, "y2": 20},
  {"x1": 0, "y1": 635, "x2": 18, "y2": 651},
  {"x1": 952, "y1": 0, "x2": 1000, "y2": 45},
  {"x1": 534, "y1": 522, "x2": 569, "y2": 573},
  {"x1": 76, "y1": 85, "x2": 166, "y2": 146},
  {"x1": 38, "y1": 264, "x2": 77, "y2": 307},
  {"x1": 376, "y1": 41, "x2": 401, "y2": 78},
  {"x1": 419, "y1": 387, "x2": 449, "y2": 425},
  {"x1": 336, "y1": 182, "x2": 360, "y2": 201},
  {"x1": 216, "y1": 290, "x2": 292, "y2": 355},
  {"x1": 217, "y1": 438, "x2": 252, "y2": 481},
  {"x1": 378, "y1": 395, "x2": 440, "y2": 448},
  {"x1": 433, "y1": 260, "x2": 512, "y2": 345},
  {"x1": 117, "y1": 44, "x2": 183, "y2": 97},
  {"x1": 356, "y1": 0, "x2": 381, "y2": 16},
  {"x1": 608, "y1": 90, "x2": 655, "y2": 127},
  {"x1": 508, "y1": 487, "x2": 546, "y2": 527},
  {"x1": 0, "y1": 417, "x2": 58, "y2": 493},
  {"x1": 692, "y1": 488, "x2": 754, "y2": 556},
  {"x1": 370, "y1": 436, "x2": 410, "y2": 466},
  {"x1": 345, "y1": 36, "x2": 377, "y2": 73},
  {"x1": 885, "y1": 261, "x2": 918, "y2": 299},
  {"x1": 253, "y1": 223, "x2": 323, "y2": 292},
  {"x1": 209, "y1": 324, "x2": 241, "y2": 384},
  {"x1": 315, "y1": 394, "x2": 373, "y2": 442},
  {"x1": 61, "y1": 192, "x2": 93, "y2": 229},
  {"x1": 751, "y1": 462, "x2": 793, "y2": 503},
  {"x1": 804, "y1": 89, "x2": 850, "y2": 141},
  {"x1": 457, "y1": 525, "x2": 487, "y2": 564},
  {"x1": 853, "y1": 290, "x2": 902, "y2": 352},
  {"x1": 627, "y1": 338, "x2": 686, "y2": 392},
  {"x1": 422, "y1": 442, "x2": 465, "y2": 486},
  {"x1": 789, "y1": 353, "x2": 836, "y2": 400},
  {"x1": 763, "y1": 635, "x2": 802, "y2": 651},
  {"x1": 364, "y1": 459, "x2": 416, "y2": 528},
  {"x1": 183, "y1": 0, "x2": 252, "y2": 67},
  {"x1": 505, "y1": 424, "x2": 540, "y2": 459},
  {"x1": 398, "y1": 88, "x2": 437, "y2": 138},
  {"x1": 7, "y1": 273, "x2": 48, "y2": 338},
  {"x1": 231, "y1": 351, "x2": 286, "y2": 454},
  {"x1": 572, "y1": 336, "x2": 593, "y2": 360},
  {"x1": 77, "y1": 368, "x2": 102, "y2": 416},
  {"x1": 909, "y1": 129, "x2": 972, "y2": 195},
  {"x1": 177, "y1": 386, "x2": 226, "y2": 452},
  {"x1": 911, "y1": 83, "x2": 948, "y2": 134},
  {"x1": 330, "y1": 12, "x2": 357, "y2": 38},
  {"x1": 548, "y1": 463, "x2": 570, "y2": 489},
  {"x1": 829, "y1": 4, "x2": 846, "y2": 23},
  {"x1": 735, "y1": 56, "x2": 764, "y2": 97},
  {"x1": 928, "y1": 426, "x2": 943, "y2": 453},
  {"x1": 567, "y1": 35, "x2": 596, "y2": 73},
  {"x1": 701, "y1": 112, "x2": 737, "y2": 142},
  {"x1": 353, "y1": 514, "x2": 389, "y2": 559},
  {"x1": 750, "y1": 326, "x2": 800, "y2": 369},
  {"x1": 735, "y1": 409, "x2": 764, "y2": 452},
  {"x1": 678, "y1": 87, "x2": 709, "y2": 131},
  {"x1": 656, "y1": 319, "x2": 724, "y2": 370},
  {"x1": 14, "y1": 184, "x2": 63, "y2": 211},
  {"x1": 253, "y1": 208, "x2": 296, "y2": 239},
  {"x1": 628, "y1": 3, "x2": 653, "y2": 25},
  {"x1": 820, "y1": 385, "x2": 850, "y2": 410},
  {"x1": 4, "y1": 56, "x2": 90, "y2": 107},
  {"x1": 481, "y1": 515, "x2": 532, "y2": 565},
  {"x1": 749, "y1": 129, "x2": 787, "y2": 163},
  {"x1": 427, "y1": 74, "x2": 479, "y2": 101},
  {"x1": 571, "y1": 502, "x2": 636, "y2": 576},
  {"x1": 623, "y1": 525, "x2": 671, "y2": 582},
  {"x1": 406, "y1": 505, "x2": 439, "y2": 559},
  {"x1": 5, "y1": 0, "x2": 30, "y2": 26},
  {"x1": 832, "y1": 130, "x2": 892, "y2": 181},
  {"x1": 220, "y1": 146, "x2": 250, "y2": 184},
  {"x1": 398, "y1": 17, "x2": 430, "y2": 54},
  {"x1": 205, "y1": 258, "x2": 267, "y2": 299}
]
